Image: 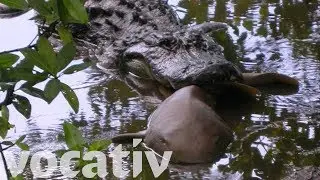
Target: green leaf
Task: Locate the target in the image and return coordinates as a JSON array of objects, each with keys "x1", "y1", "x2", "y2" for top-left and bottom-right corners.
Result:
[
  {"x1": 15, "y1": 57, "x2": 34, "y2": 70},
  {"x1": 0, "y1": 82, "x2": 12, "y2": 91},
  {"x1": 1, "y1": 105, "x2": 9, "y2": 120},
  {"x1": 21, "y1": 87, "x2": 47, "y2": 102},
  {"x1": 0, "y1": 118, "x2": 9, "y2": 138},
  {"x1": 57, "y1": 43, "x2": 76, "y2": 72},
  {"x1": 28, "y1": 0, "x2": 51, "y2": 16},
  {"x1": 54, "y1": 149, "x2": 68, "y2": 158},
  {"x1": 259, "y1": 4, "x2": 269, "y2": 19},
  {"x1": 62, "y1": 0, "x2": 88, "y2": 24},
  {"x1": 13, "y1": 95, "x2": 31, "y2": 119},
  {"x1": 37, "y1": 36, "x2": 58, "y2": 75},
  {"x1": 57, "y1": 0, "x2": 74, "y2": 23},
  {"x1": 10, "y1": 58, "x2": 48, "y2": 86},
  {"x1": 88, "y1": 140, "x2": 111, "y2": 151},
  {"x1": 12, "y1": 58, "x2": 37, "y2": 82},
  {"x1": 63, "y1": 62, "x2": 91, "y2": 74},
  {"x1": 60, "y1": 82, "x2": 79, "y2": 113},
  {"x1": 243, "y1": 20, "x2": 253, "y2": 31},
  {"x1": 10, "y1": 69, "x2": 48, "y2": 82},
  {"x1": 45, "y1": 14, "x2": 59, "y2": 25},
  {"x1": 10, "y1": 174, "x2": 24, "y2": 180},
  {"x1": 22, "y1": 48, "x2": 51, "y2": 73},
  {"x1": 1, "y1": 141, "x2": 14, "y2": 146},
  {"x1": 63, "y1": 122, "x2": 85, "y2": 150},
  {"x1": 257, "y1": 26, "x2": 268, "y2": 37},
  {"x1": 28, "y1": 0, "x2": 59, "y2": 24},
  {"x1": 0, "y1": 106, "x2": 10, "y2": 138},
  {"x1": 15, "y1": 135, "x2": 26, "y2": 144},
  {"x1": 16, "y1": 142, "x2": 29, "y2": 150},
  {"x1": 44, "y1": 79, "x2": 61, "y2": 103},
  {"x1": 57, "y1": 26, "x2": 73, "y2": 45},
  {"x1": 0, "y1": 0, "x2": 28, "y2": 10},
  {"x1": 48, "y1": 0, "x2": 58, "y2": 14},
  {"x1": 0, "y1": 53, "x2": 19, "y2": 68}
]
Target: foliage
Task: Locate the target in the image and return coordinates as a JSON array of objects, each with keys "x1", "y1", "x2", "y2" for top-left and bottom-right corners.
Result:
[
  {"x1": 55, "y1": 122, "x2": 111, "y2": 178},
  {"x1": 0, "y1": 0, "x2": 92, "y2": 179},
  {"x1": 0, "y1": 0, "x2": 89, "y2": 137}
]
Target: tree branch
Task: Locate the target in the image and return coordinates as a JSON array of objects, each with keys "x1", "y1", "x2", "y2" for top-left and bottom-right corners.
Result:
[
  {"x1": 0, "y1": 143, "x2": 11, "y2": 179},
  {"x1": 1, "y1": 144, "x2": 15, "y2": 151},
  {"x1": 0, "y1": 45, "x2": 36, "y2": 55}
]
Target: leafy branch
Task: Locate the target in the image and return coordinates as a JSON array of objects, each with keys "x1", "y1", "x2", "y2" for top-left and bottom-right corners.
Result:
[
  {"x1": 0, "y1": 143, "x2": 10, "y2": 179},
  {"x1": 0, "y1": 0, "x2": 92, "y2": 179}
]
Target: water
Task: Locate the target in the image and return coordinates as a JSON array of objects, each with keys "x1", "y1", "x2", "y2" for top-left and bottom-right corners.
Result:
[{"x1": 1, "y1": 0, "x2": 320, "y2": 179}]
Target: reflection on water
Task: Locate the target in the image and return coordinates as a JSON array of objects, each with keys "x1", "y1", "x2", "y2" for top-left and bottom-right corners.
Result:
[{"x1": 1, "y1": 0, "x2": 320, "y2": 179}]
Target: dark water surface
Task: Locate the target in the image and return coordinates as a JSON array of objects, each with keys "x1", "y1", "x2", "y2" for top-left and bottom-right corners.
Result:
[{"x1": 1, "y1": 0, "x2": 320, "y2": 179}]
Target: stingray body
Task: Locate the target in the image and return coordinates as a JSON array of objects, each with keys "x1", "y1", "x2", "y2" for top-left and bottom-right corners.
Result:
[{"x1": 112, "y1": 85, "x2": 233, "y2": 163}]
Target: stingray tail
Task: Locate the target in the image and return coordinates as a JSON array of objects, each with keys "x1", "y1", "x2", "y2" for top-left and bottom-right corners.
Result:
[
  {"x1": 242, "y1": 73, "x2": 299, "y2": 87},
  {"x1": 112, "y1": 130, "x2": 146, "y2": 144}
]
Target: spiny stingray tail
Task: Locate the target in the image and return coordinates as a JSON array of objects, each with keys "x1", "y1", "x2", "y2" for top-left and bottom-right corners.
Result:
[{"x1": 112, "y1": 131, "x2": 146, "y2": 144}]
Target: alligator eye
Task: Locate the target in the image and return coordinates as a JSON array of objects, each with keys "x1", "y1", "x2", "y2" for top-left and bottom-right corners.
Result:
[
  {"x1": 125, "y1": 59, "x2": 154, "y2": 79},
  {"x1": 123, "y1": 52, "x2": 154, "y2": 79}
]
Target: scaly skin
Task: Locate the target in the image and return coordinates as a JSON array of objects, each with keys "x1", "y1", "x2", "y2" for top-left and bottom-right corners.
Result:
[{"x1": 80, "y1": 0, "x2": 243, "y2": 90}]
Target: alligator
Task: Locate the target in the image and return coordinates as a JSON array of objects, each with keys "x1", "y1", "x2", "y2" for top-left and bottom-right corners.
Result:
[
  {"x1": 0, "y1": 0, "x2": 299, "y2": 93},
  {"x1": 80, "y1": 0, "x2": 298, "y2": 93}
]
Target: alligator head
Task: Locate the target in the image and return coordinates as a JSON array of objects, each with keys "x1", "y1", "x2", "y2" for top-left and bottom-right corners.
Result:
[{"x1": 98, "y1": 22, "x2": 243, "y2": 92}]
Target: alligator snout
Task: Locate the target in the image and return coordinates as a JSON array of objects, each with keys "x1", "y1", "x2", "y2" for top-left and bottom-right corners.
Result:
[{"x1": 167, "y1": 61, "x2": 243, "y2": 90}]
